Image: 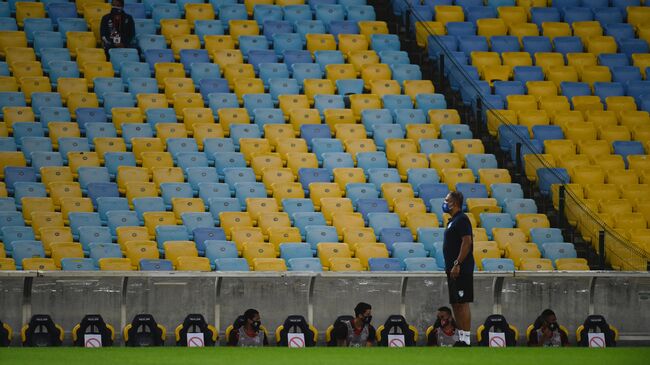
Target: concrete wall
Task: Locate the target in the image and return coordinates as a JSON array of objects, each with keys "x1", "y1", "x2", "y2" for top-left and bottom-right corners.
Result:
[{"x1": 1, "y1": 271, "x2": 649, "y2": 346}]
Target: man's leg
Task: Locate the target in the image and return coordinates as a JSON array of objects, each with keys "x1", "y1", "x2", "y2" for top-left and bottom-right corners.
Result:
[{"x1": 451, "y1": 303, "x2": 471, "y2": 344}]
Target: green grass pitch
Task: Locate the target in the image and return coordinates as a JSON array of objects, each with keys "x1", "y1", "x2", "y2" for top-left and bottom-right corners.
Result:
[{"x1": 2, "y1": 347, "x2": 649, "y2": 365}]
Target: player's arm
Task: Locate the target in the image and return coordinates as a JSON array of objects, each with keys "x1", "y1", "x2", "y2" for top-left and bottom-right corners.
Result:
[
  {"x1": 366, "y1": 326, "x2": 376, "y2": 347},
  {"x1": 456, "y1": 234, "x2": 473, "y2": 266}
]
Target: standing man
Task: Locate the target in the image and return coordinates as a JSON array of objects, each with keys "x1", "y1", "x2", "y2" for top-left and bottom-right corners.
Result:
[
  {"x1": 100, "y1": 0, "x2": 135, "y2": 57},
  {"x1": 442, "y1": 191, "x2": 474, "y2": 345}
]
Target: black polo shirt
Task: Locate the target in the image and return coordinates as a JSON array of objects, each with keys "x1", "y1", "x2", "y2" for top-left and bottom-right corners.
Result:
[{"x1": 442, "y1": 211, "x2": 474, "y2": 273}]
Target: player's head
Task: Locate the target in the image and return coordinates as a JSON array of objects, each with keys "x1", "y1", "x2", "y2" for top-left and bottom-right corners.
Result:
[
  {"x1": 541, "y1": 309, "x2": 557, "y2": 325},
  {"x1": 244, "y1": 308, "x2": 261, "y2": 330},
  {"x1": 436, "y1": 306, "x2": 455, "y2": 328},
  {"x1": 444, "y1": 191, "x2": 463, "y2": 214},
  {"x1": 354, "y1": 302, "x2": 372, "y2": 323},
  {"x1": 112, "y1": 0, "x2": 124, "y2": 9}
]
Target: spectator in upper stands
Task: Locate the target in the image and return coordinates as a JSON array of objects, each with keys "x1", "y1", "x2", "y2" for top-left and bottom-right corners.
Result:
[
  {"x1": 528, "y1": 309, "x2": 569, "y2": 347},
  {"x1": 100, "y1": 0, "x2": 135, "y2": 57},
  {"x1": 228, "y1": 308, "x2": 268, "y2": 347},
  {"x1": 335, "y1": 302, "x2": 376, "y2": 347},
  {"x1": 429, "y1": 306, "x2": 460, "y2": 347}
]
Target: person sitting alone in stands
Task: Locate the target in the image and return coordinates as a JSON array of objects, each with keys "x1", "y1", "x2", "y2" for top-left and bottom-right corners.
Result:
[
  {"x1": 100, "y1": 0, "x2": 135, "y2": 57},
  {"x1": 528, "y1": 309, "x2": 569, "y2": 347},
  {"x1": 336, "y1": 302, "x2": 376, "y2": 347},
  {"x1": 228, "y1": 308, "x2": 268, "y2": 347},
  {"x1": 430, "y1": 306, "x2": 460, "y2": 347}
]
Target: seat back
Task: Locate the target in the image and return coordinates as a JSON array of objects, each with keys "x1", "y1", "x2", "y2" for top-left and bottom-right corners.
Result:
[
  {"x1": 576, "y1": 315, "x2": 617, "y2": 347},
  {"x1": 326, "y1": 315, "x2": 354, "y2": 346},
  {"x1": 276, "y1": 315, "x2": 316, "y2": 347},
  {"x1": 377, "y1": 314, "x2": 417, "y2": 347},
  {"x1": 175, "y1": 313, "x2": 217, "y2": 346},
  {"x1": 476, "y1": 314, "x2": 517, "y2": 347},
  {"x1": 124, "y1": 314, "x2": 165, "y2": 347},
  {"x1": 72, "y1": 314, "x2": 113, "y2": 347},
  {"x1": 22, "y1": 314, "x2": 63, "y2": 347}
]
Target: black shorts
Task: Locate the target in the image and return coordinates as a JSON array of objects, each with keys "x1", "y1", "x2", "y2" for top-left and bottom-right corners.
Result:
[{"x1": 446, "y1": 272, "x2": 474, "y2": 304}]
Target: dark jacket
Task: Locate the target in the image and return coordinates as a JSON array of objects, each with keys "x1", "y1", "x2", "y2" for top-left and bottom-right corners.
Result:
[{"x1": 100, "y1": 10, "x2": 135, "y2": 49}]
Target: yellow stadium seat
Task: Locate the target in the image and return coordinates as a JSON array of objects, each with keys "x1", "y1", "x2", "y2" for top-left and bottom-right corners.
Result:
[
  {"x1": 599, "y1": 198, "x2": 633, "y2": 216},
  {"x1": 344, "y1": 139, "x2": 377, "y2": 163},
  {"x1": 404, "y1": 80, "x2": 435, "y2": 102},
  {"x1": 81, "y1": 62, "x2": 113, "y2": 87},
  {"x1": 0, "y1": 31, "x2": 27, "y2": 57},
  {"x1": 275, "y1": 138, "x2": 308, "y2": 162},
  {"x1": 117, "y1": 227, "x2": 151, "y2": 252},
  {"x1": 542, "y1": 22, "x2": 572, "y2": 41},
  {"x1": 250, "y1": 153, "x2": 282, "y2": 180},
  {"x1": 477, "y1": 18, "x2": 508, "y2": 39},
  {"x1": 428, "y1": 109, "x2": 461, "y2": 130},
  {"x1": 361, "y1": 63, "x2": 391, "y2": 90},
  {"x1": 288, "y1": 108, "x2": 320, "y2": 135},
  {"x1": 211, "y1": 49, "x2": 243, "y2": 71},
  {"x1": 349, "y1": 94, "x2": 381, "y2": 121},
  {"x1": 539, "y1": 97, "x2": 571, "y2": 122},
  {"x1": 473, "y1": 242, "x2": 500, "y2": 270},
  {"x1": 502, "y1": 52, "x2": 533, "y2": 68},
  {"x1": 163, "y1": 241, "x2": 199, "y2": 269},
  {"x1": 31, "y1": 212, "x2": 65, "y2": 238},
  {"x1": 405, "y1": 124, "x2": 438, "y2": 142},
  {"x1": 185, "y1": 3, "x2": 215, "y2": 26},
  {"x1": 97, "y1": 258, "x2": 132, "y2": 271},
  {"x1": 224, "y1": 63, "x2": 255, "y2": 89},
  {"x1": 614, "y1": 212, "x2": 647, "y2": 230},
  {"x1": 47, "y1": 181, "x2": 82, "y2": 210},
  {"x1": 544, "y1": 139, "x2": 576, "y2": 162},
  {"x1": 435, "y1": 5, "x2": 464, "y2": 25},
  {"x1": 367, "y1": 79, "x2": 398, "y2": 98},
  {"x1": 592, "y1": 154, "x2": 624, "y2": 173},
  {"x1": 3, "y1": 106, "x2": 34, "y2": 133},
  {"x1": 229, "y1": 20, "x2": 259, "y2": 44},
  {"x1": 124, "y1": 182, "x2": 157, "y2": 207},
  {"x1": 332, "y1": 212, "x2": 365, "y2": 240},
  {"x1": 60, "y1": 197, "x2": 93, "y2": 223},
  {"x1": 332, "y1": 168, "x2": 365, "y2": 191},
  {"x1": 160, "y1": 19, "x2": 191, "y2": 44},
  {"x1": 516, "y1": 214, "x2": 551, "y2": 240},
  {"x1": 39, "y1": 226, "x2": 73, "y2": 256},
  {"x1": 572, "y1": 21, "x2": 603, "y2": 46},
  {"x1": 325, "y1": 63, "x2": 357, "y2": 83},
  {"x1": 163, "y1": 77, "x2": 195, "y2": 104},
  {"x1": 269, "y1": 181, "x2": 303, "y2": 204},
  {"x1": 385, "y1": 138, "x2": 418, "y2": 166},
  {"x1": 429, "y1": 153, "x2": 463, "y2": 173},
  {"x1": 216, "y1": 108, "x2": 250, "y2": 137},
  {"x1": 381, "y1": 183, "x2": 415, "y2": 211},
  {"x1": 570, "y1": 165, "x2": 605, "y2": 185},
  {"x1": 143, "y1": 211, "x2": 177, "y2": 239},
  {"x1": 303, "y1": 79, "x2": 335, "y2": 105},
  {"x1": 23, "y1": 258, "x2": 58, "y2": 271},
  {"x1": 393, "y1": 197, "x2": 427, "y2": 226},
  {"x1": 534, "y1": 51, "x2": 565, "y2": 74},
  {"x1": 324, "y1": 109, "x2": 355, "y2": 131},
  {"x1": 632, "y1": 54, "x2": 650, "y2": 79},
  {"x1": 486, "y1": 109, "x2": 516, "y2": 137},
  {"x1": 587, "y1": 36, "x2": 617, "y2": 56},
  {"x1": 244, "y1": 197, "x2": 278, "y2": 226},
  {"x1": 0, "y1": 76, "x2": 18, "y2": 92},
  {"x1": 239, "y1": 138, "x2": 272, "y2": 164},
  {"x1": 155, "y1": 124, "x2": 188, "y2": 146},
  {"x1": 218, "y1": 211, "x2": 253, "y2": 240},
  {"x1": 0, "y1": 258, "x2": 16, "y2": 270},
  {"x1": 76, "y1": 48, "x2": 106, "y2": 72},
  {"x1": 230, "y1": 227, "x2": 263, "y2": 255},
  {"x1": 519, "y1": 258, "x2": 554, "y2": 271},
  {"x1": 451, "y1": 139, "x2": 484, "y2": 159},
  {"x1": 48, "y1": 122, "x2": 80, "y2": 149},
  {"x1": 111, "y1": 108, "x2": 143, "y2": 134},
  {"x1": 471, "y1": 51, "x2": 501, "y2": 75},
  {"x1": 171, "y1": 198, "x2": 205, "y2": 222},
  {"x1": 67, "y1": 93, "x2": 99, "y2": 118},
  {"x1": 497, "y1": 6, "x2": 527, "y2": 26},
  {"x1": 124, "y1": 240, "x2": 158, "y2": 268},
  {"x1": 193, "y1": 124, "x2": 223, "y2": 150},
  {"x1": 155, "y1": 62, "x2": 185, "y2": 89},
  {"x1": 268, "y1": 227, "x2": 301, "y2": 255},
  {"x1": 355, "y1": 243, "x2": 390, "y2": 270},
  {"x1": 15, "y1": 2, "x2": 45, "y2": 27},
  {"x1": 555, "y1": 258, "x2": 589, "y2": 271},
  {"x1": 405, "y1": 212, "x2": 439, "y2": 238},
  {"x1": 492, "y1": 228, "x2": 527, "y2": 253},
  {"x1": 605, "y1": 169, "x2": 638, "y2": 187},
  {"x1": 204, "y1": 35, "x2": 236, "y2": 55},
  {"x1": 317, "y1": 243, "x2": 352, "y2": 271},
  {"x1": 278, "y1": 94, "x2": 309, "y2": 117},
  {"x1": 580, "y1": 65, "x2": 611, "y2": 89},
  {"x1": 583, "y1": 183, "x2": 620, "y2": 201},
  {"x1": 508, "y1": 23, "x2": 539, "y2": 44},
  {"x1": 506, "y1": 94, "x2": 538, "y2": 112},
  {"x1": 67, "y1": 151, "x2": 100, "y2": 177},
  {"x1": 599, "y1": 125, "x2": 631, "y2": 147},
  {"x1": 338, "y1": 34, "x2": 369, "y2": 56},
  {"x1": 415, "y1": 21, "x2": 445, "y2": 48},
  {"x1": 19, "y1": 76, "x2": 50, "y2": 103},
  {"x1": 257, "y1": 212, "x2": 290, "y2": 239},
  {"x1": 306, "y1": 33, "x2": 336, "y2": 54},
  {"x1": 286, "y1": 152, "x2": 318, "y2": 176},
  {"x1": 396, "y1": 153, "x2": 429, "y2": 180},
  {"x1": 526, "y1": 81, "x2": 558, "y2": 100},
  {"x1": 334, "y1": 124, "x2": 366, "y2": 142},
  {"x1": 0, "y1": 152, "x2": 27, "y2": 179},
  {"x1": 136, "y1": 94, "x2": 167, "y2": 113},
  {"x1": 329, "y1": 257, "x2": 364, "y2": 271},
  {"x1": 523, "y1": 154, "x2": 554, "y2": 182},
  {"x1": 131, "y1": 137, "x2": 164, "y2": 164},
  {"x1": 358, "y1": 21, "x2": 389, "y2": 41},
  {"x1": 50, "y1": 242, "x2": 83, "y2": 269},
  {"x1": 606, "y1": 96, "x2": 637, "y2": 113},
  {"x1": 242, "y1": 242, "x2": 275, "y2": 269},
  {"x1": 233, "y1": 78, "x2": 264, "y2": 104},
  {"x1": 309, "y1": 183, "x2": 342, "y2": 211},
  {"x1": 320, "y1": 198, "x2": 354, "y2": 226},
  {"x1": 172, "y1": 92, "x2": 204, "y2": 119},
  {"x1": 343, "y1": 227, "x2": 376, "y2": 252},
  {"x1": 252, "y1": 258, "x2": 286, "y2": 272},
  {"x1": 176, "y1": 256, "x2": 211, "y2": 271}
]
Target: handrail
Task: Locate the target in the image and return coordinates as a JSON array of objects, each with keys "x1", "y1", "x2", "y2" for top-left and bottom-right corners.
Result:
[{"x1": 402, "y1": 0, "x2": 649, "y2": 270}]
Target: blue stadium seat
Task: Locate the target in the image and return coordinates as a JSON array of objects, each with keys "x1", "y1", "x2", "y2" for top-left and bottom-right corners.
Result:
[
  {"x1": 532, "y1": 125, "x2": 564, "y2": 145},
  {"x1": 233, "y1": 182, "x2": 266, "y2": 209},
  {"x1": 214, "y1": 152, "x2": 246, "y2": 178},
  {"x1": 208, "y1": 198, "x2": 241, "y2": 224},
  {"x1": 13, "y1": 183, "x2": 46, "y2": 208},
  {"x1": 356, "y1": 198, "x2": 388, "y2": 223},
  {"x1": 61, "y1": 258, "x2": 97, "y2": 271},
  {"x1": 133, "y1": 197, "x2": 165, "y2": 224},
  {"x1": 96, "y1": 196, "x2": 129, "y2": 223},
  {"x1": 503, "y1": 198, "x2": 537, "y2": 220},
  {"x1": 282, "y1": 199, "x2": 315, "y2": 221},
  {"x1": 593, "y1": 8, "x2": 623, "y2": 26},
  {"x1": 522, "y1": 36, "x2": 553, "y2": 55},
  {"x1": 304, "y1": 225, "x2": 337, "y2": 254},
  {"x1": 12, "y1": 240, "x2": 45, "y2": 270},
  {"x1": 440, "y1": 124, "x2": 472, "y2": 141},
  {"x1": 482, "y1": 258, "x2": 515, "y2": 271},
  {"x1": 479, "y1": 213, "x2": 514, "y2": 240},
  {"x1": 361, "y1": 109, "x2": 393, "y2": 137},
  {"x1": 530, "y1": 7, "x2": 561, "y2": 29},
  {"x1": 215, "y1": 258, "x2": 249, "y2": 271},
  {"x1": 490, "y1": 183, "x2": 524, "y2": 207},
  {"x1": 368, "y1": 258, "x2": 403, "y2": 271},
  {"x1": 280, "y1": 243, "x2": 313, "y2": 265},
  {"x1": 542, "y1": 242, "x2": 577, "y2": 268},
  {"x1": 392, "y1": 242, "x2": 427, "y2": 262},
  {"x1": 283, "y1": 50, "x2": 313, "y2": 66},
  {"x1": 69, "y1": 213, "x2": 101, "y2": 241},
  {"x1": 106, "y1": 211, "x2": 139, "y2": 238},
  {"x1": 140, "y1": 259, "x2": 173, "y2": 271},
  {"x1": 205, "y1": 240, "x2": 238, "y2": 269},
  {"x1": 494, "y1": 81, "x2": 525, "y2": 97},
  {"x1": 293, "y1": 212, "x2": 327, "y2": 238},
  {"x1": 183, "y1": 213, "x2": 214, "y2": 235},
  {"x1": 419, "y1": 139, "x2": 451, "y2": 155},
  {"x1": 457, "y1": 35, "x2": 488, "y2": 57},
  {"x1": 78, "y1": 167, "x2": 110, "y2": 193},
  {"x1": 89, "y1": 243, "x2": 122, "y2": 268},
  {"x1": 594, "y1": 82, "x2": 625, "y2": 103},
  {"x1": 536, "y1": 168, "x2": 570, "y2": 197},
  {"x1": 160, "y1": 183, "x2": 193, "y2": 209},
  {"x1": 322, "y1": 152, "x2": 353, "y2": 172},
  {"x1": 288, "y1": 258, "x2": 323, "y2": 272},
  {"x1": 418, "y1": 184, "x2": 450, "y2": 210},
  {"x1": 368, "y1": 213, "x2": 401, "y2": 236},
  {"x1": 0, "y1": 226, "x2": 34, "y2": 254},
  {"x1": 404, "y1": 257, "x2": 441, "y2": 271},
  {"x1": 4, "y1": 167, "x2": 36, "y2": 193},
  {"x1": 223, "y1": 168, "x2": 256, "y2": 192},
  {"x1": 407, "y1": 169, "x2": 440, "y2": 191},
  {"x1": 195, "y1": 20, "x2": 225, "y2": 43},
  {"x1": 613, "y1": 141, "x2": 645, "y2": 168}
]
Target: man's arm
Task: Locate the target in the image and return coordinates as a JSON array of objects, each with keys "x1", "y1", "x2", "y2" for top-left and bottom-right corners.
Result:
[
  {"x1": 365, "y1": 326, "x2": 376, "y2": 347},
  {"x1": 125, "y1": 15, "x2": 136, "y2": 47},
  {"x1": 450, "y1": 234, "x2": 473, "y2": 279}
]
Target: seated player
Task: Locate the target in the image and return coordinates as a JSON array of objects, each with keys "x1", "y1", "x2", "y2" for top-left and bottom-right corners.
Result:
[
  {"x1": 335, "y1": 302, "x2": 376, "y2": 347},
  {"x1": 528, "y1": 309, "x2": 569, "y2": 347},
  {"x1": 429, "y1": 306, "x2": 459, "y2": 347},
  {"x1": 227, "y1": 309, "x2": 268, "y2": 347}
]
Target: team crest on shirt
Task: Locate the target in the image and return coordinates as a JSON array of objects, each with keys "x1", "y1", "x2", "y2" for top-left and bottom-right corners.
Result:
[{"x1": 458, "y1": 290, "x2": 464, "y2": 298}]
